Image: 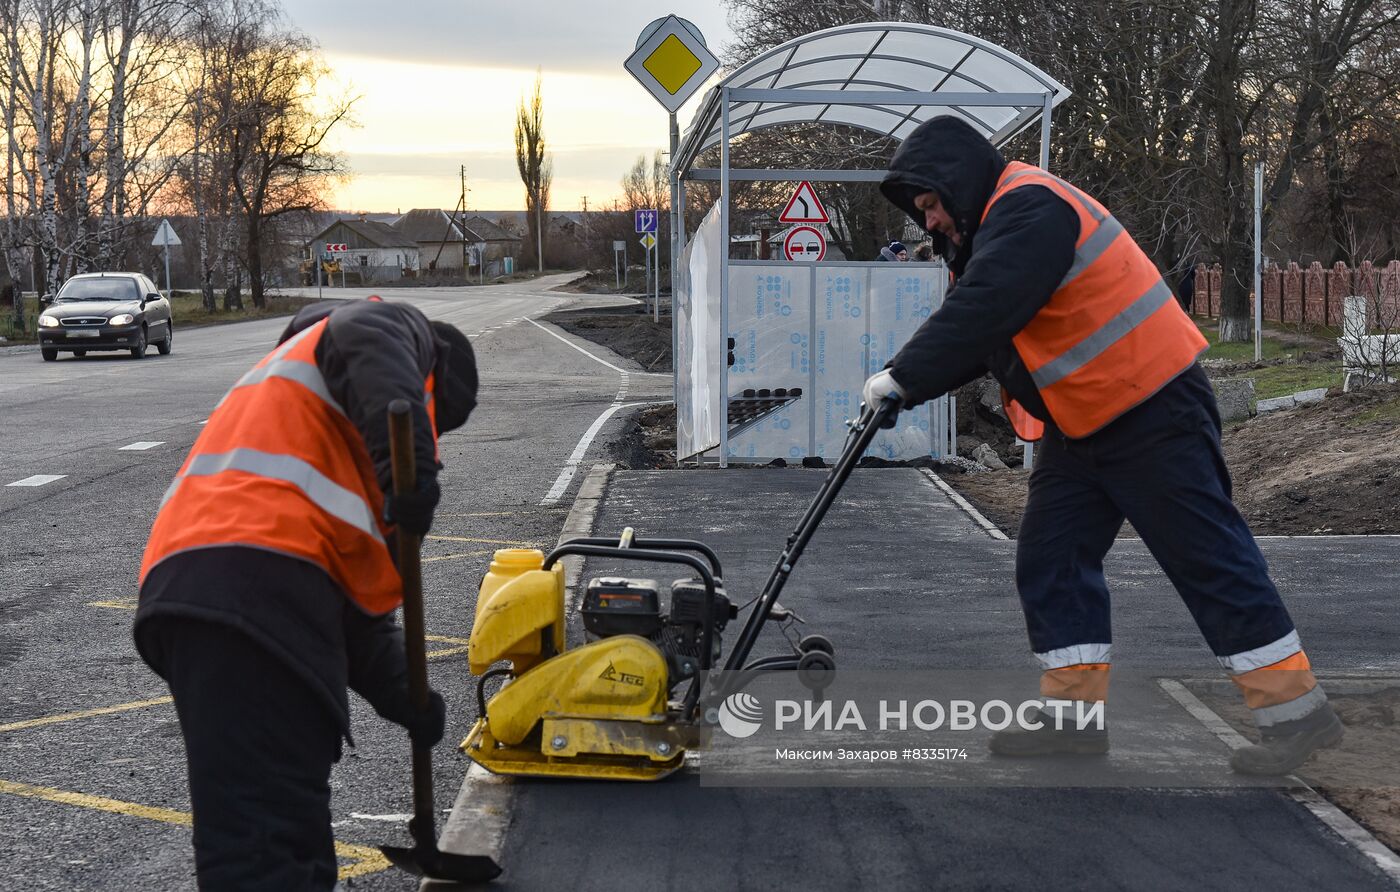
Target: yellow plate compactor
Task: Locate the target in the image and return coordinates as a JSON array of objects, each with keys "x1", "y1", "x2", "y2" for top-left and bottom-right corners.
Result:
[{"x1": 461, "y1": 397, "x2": 899, "y2": 781}]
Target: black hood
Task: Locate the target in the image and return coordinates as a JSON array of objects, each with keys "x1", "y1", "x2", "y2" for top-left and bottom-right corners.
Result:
[{"x1": 880, "y1": 116, "x2": 1007, "y2": 272}]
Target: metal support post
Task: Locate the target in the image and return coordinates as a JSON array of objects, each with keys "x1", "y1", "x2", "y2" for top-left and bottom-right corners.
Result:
[
  {"x1": 719, "y1": 88, "x2": 731, "y2": 468},
  {"x1": 1254, "y1": 161, "x2": 1263, "y2": 362},
  {"x1": 1039, "y1": 91, "x2": 1053, "y2": 170}
]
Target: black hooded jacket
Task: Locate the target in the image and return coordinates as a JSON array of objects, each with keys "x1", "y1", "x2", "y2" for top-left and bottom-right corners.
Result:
[{"x1": 879, "y1": 117, "x2": 1081, "y2": 420}]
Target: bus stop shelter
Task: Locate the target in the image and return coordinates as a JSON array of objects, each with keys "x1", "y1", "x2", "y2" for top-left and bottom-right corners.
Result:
[{"x1": 668, "y1": 23, "x2": 1068, "y2": 465}]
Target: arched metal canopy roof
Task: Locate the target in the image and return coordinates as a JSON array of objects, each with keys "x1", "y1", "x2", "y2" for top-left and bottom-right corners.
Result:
[{"x1": 675, "y1": 23, "x2": 1069, "y2": 176}]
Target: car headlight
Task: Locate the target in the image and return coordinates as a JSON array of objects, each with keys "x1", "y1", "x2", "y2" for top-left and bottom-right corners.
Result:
[
  {"x1": 109, "y1": 313, "x2": 135, "y2": 326},
  {"x1": 39, "y1": 315, "x2": 59, "y2": 328}
]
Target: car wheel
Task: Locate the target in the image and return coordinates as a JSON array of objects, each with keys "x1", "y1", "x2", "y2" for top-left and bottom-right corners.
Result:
[
  {"x1": 74, "y1": 350, "x2": 87, "y2": 358},
  {"x1": 41, "y1": 347, "x2": 57, "y2": 362},
  {"x1": 130, "y1": 327, "x2": 147, "y2": 359},
  {"x1": 157, "y1": 325, "x2": 173, "y2": 356}
]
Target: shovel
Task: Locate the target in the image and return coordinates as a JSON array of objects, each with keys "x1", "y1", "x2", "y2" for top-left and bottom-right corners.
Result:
[{"x1": 380, "y1": 398, "x2": 502, "y2": 883}]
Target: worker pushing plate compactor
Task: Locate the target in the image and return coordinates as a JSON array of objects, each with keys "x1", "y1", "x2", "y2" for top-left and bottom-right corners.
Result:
[{"x1": 460, "y1": 397, "x2": 899, "y2": 781}]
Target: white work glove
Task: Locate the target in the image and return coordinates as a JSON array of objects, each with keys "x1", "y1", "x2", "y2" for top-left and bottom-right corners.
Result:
[{"x1": 862, "y1": 368, "x2": 907, "y2": 410}]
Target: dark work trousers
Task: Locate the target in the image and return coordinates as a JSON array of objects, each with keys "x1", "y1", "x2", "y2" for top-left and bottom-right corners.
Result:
[
  {"x1": 1015, "y1": 365, "x2": 1297, "y2": 661},
  {"x1": 146, "y1": 617, "x2": 342, "y2": 891}
]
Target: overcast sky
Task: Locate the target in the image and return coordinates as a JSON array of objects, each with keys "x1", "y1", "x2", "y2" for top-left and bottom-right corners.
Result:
[{"x1": 279, "y1": 1, "x2": 735, "y2": 212}]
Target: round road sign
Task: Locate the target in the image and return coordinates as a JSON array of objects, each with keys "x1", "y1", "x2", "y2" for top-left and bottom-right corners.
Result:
[{"x1": 783, "y1": 225, "x2": 826, "y2": 262}]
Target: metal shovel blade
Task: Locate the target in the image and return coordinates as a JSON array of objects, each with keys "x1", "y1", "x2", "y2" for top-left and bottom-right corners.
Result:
[{"x1": 379, "y1": 843, "x2": 502, "y2": 883}]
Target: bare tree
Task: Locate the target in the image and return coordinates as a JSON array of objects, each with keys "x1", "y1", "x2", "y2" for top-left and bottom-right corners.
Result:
[
  {"x1": 226, "y1": 21, "x2": 349, "y2": 308},
  {"x1": 722, "y1": 0, "x2": 1400, "y2": 340},
  {"x1": 1, "y1": 0, "x2": 30, "y2": 332},
  {"x1": 515, "y1": 71, "x2": 552, "y2": 272}
]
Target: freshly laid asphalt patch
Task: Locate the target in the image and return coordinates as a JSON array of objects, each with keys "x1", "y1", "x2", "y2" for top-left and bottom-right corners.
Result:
[{"x1": 482, "y1": 469, "x2": 1397, "y2": 890}]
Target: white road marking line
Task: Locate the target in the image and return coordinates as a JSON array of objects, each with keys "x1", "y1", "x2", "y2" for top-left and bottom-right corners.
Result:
[
  {"x1": 1159, "y1": 678, "x2": 1400, "y2": 883},
  {"x1": 918, "y1": 469, "x2": 1008, "y2": 540},
  {"x1": 525, "y1": 317, "x2": 628, "y2": 374},
  {"x1": 1255, "y1": 534, "x2": 1400, "y2": 540},
  {"x1": 119, "y1": 441, "x2": 164, "y2": 451},
  {"x1": 6, "y1": 474, "x2": 66, "y2": 487},
  {"x1": 540, "y1": 378, "x2": 632, "y2": 506}
]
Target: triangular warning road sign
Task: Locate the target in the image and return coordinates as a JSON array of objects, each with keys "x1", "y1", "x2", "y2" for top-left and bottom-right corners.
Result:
[{"x1": 779, "y1": 181, "x2": 830, "y2": 224}]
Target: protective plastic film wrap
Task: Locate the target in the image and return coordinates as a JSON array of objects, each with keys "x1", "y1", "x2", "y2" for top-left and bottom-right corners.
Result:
[
  {"x1": 675, "y1": 203, "x2": 724, "y2": 460},
  {"x1": 720, "y1": 261, "x2": 949, "y2": 462}
]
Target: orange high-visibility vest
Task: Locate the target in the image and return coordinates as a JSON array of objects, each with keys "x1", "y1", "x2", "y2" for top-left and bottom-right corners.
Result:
[
  {"x1": 139, "y1": 318, "x2": 437, "y2": 615},
  {"x1": 984, "y1": 162, "x2": 1207, "y2": 441}
]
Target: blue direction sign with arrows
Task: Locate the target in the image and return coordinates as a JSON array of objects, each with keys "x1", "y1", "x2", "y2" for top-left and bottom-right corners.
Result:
[{"x1": 634, "y1": 209, "x2": 659, "y2": 233}]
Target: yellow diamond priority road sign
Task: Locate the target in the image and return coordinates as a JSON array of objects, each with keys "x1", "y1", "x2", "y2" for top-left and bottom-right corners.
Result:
[{"x1": 625, "y1": 15, "x2": 719, "y2": 114}]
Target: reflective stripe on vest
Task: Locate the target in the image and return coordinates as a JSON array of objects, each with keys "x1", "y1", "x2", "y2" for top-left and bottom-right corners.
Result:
[
  {"x1": 163, "y1": 447, "x2": 384, "y2": 543},
  {"x1": 141, "y1": 317, "x2": 436, "y2": 615},
  {"x1": 985, "y1": 162, "x2": 1207, "y2": 440}
]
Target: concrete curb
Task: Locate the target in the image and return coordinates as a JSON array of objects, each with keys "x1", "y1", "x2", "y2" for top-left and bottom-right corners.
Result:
[
  {"x1": 918, "y1": 468, "x2": 1009, "y2": 540},
  {"x1": 1257, "y1": 387, "x2": 1328, "y2": 413},
  {"x1": 424, "y1": 463, "x2": 613, "y2": 890},
  {"x1": 1158, "y1": 679, "x2": 1400, "y2": 884}
]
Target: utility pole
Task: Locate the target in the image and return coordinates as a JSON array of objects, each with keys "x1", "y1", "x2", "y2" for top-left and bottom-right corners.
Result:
[{"x1": 467, "y1": 161, "x2": 478, "y2": 270}]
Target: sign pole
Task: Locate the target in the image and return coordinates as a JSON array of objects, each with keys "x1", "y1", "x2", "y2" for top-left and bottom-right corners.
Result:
[
  {"x1": 644, "y1": 239, "x2": 651, "y2": 310},
  {"x1": 162, "y1": 242, "x2": 171, "y2": 297},
  {"x1": 316, "y1": 251, "x2": 323, "y2": 300},
  {"x1": 668, "y1": 110, "x2": 678, "y2": 327}
]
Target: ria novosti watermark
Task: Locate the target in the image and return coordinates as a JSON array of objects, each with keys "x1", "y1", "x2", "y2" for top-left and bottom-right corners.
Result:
[
  {"x1": 690, "y1": 670, "x2": 1388, "y2": 789},
  {"x1": 720, "y1": 693, "x2": 1103, "y2": 738}
]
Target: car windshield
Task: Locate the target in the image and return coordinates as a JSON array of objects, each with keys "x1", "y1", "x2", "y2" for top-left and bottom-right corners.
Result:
[{"x1": 56, "y1": 277, "x2": 139, "y2": 302}]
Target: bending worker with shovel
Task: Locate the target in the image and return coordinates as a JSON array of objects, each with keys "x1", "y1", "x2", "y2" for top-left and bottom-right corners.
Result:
[
  {"x1": 863, "y1": 116, "x2": 1342, "y2": 775},
  {"x1": 134, "y1": 297, "x2": 478, "y2": 889}
]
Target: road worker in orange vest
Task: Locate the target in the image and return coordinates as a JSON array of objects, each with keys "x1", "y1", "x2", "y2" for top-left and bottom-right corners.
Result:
[
  {"x1": 134, "y1": 298, "x2": 477, "y2": 890},
  {"x1": 863, "y1": 116, "x2": 1341, "y2": 775}
]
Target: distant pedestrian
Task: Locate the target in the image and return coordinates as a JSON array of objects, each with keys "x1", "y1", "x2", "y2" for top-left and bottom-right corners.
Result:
[
  {"x1": 878, "y1": 241, "x2": 909, "y2": 262},
  {"x1": 1178, "y1": 263, "x2": 1197, "y2": 312},
  {"x1": 913, "y1": 242, "x2": 936, "y2": 262}
]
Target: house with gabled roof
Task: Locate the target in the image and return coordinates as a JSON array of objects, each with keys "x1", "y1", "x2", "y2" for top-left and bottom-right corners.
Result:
[
  {"x1": 307, "y1": 218, "x2": 420, "y2": 283},
  {"x1": 396, "y1": 209, "x2": 470, "y2": 272}
]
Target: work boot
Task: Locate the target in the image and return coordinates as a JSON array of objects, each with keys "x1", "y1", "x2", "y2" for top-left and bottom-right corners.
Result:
[
  {"x1": 1230, "y1": 702, "x2": 1344, "y2": 776},
  {"x1": 988, "y1": 709, "x2": 1109, "y2": 756}
]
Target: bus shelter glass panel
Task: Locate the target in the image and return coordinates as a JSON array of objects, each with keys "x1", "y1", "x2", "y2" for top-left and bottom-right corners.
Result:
[
  {"x1": 719, "y1": 261, "x2": 950, "y2": 462},
  {"x1": 724, "y1": 266, "x2": 813, "y2": 461}
]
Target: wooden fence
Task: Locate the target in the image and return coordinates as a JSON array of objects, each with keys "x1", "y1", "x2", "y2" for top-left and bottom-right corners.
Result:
[{"x1": 1190, "y1": 260, "x2": 1400, "y2": 327}]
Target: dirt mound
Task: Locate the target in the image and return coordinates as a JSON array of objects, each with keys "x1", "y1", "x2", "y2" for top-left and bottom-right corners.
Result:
[
  {"x1": 1224, "y1": 383, "x2": 1400, "y2": 534},
  {"x1": 545, "y1": 308, "x2": 672, "y2": 373}
]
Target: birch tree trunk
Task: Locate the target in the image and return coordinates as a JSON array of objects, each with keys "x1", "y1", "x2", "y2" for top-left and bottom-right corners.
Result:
[
  {"x1": 69, "y1": 0, "x2": 98, "y2": 274},
  {"x1": 98, "y1": 0, "x2": 138, "y2": 269},
  {"x1": 2, "y1": 0, "x2": 27, "y2": 332}
]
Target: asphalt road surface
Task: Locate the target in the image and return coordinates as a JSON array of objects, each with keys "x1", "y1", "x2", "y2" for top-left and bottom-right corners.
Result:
[
  {"x1": 0, "y1": 275, "x2": 669, "y2": 890},
  {"x1": 484, "y1": 470, "x2": 1399, "y2": 891}
]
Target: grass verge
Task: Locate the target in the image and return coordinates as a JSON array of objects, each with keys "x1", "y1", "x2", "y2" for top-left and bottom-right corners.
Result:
[
  {"x1": 0, "y1": 291, "x2": 323, "y2": 346},
  {"x1": 1249, "y1": 363, "x2": 1344, "y2": 399}
]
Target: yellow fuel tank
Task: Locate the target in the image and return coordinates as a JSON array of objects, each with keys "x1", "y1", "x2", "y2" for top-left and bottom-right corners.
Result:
[
  {"x1": 468, "y1": 549, "x2": 566, "y2": 675},
  {"x1": 484, "y1": 636, "x2": 669, "y2": 745}
]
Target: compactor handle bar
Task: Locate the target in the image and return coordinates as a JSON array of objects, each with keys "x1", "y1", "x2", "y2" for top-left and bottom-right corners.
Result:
[
  {"x1": 557, "y1": 536, "x2": 723, "y2": 579},
  {"x1": 720, "y1": 396, "x2": 900, "y2": 675}
]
